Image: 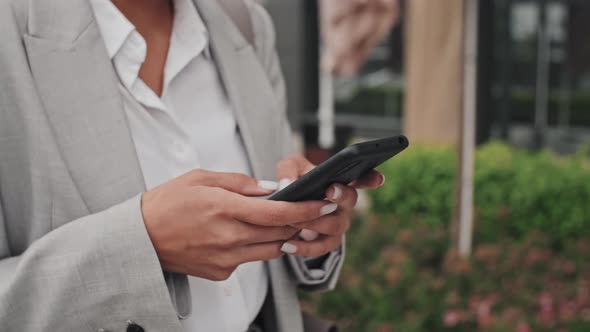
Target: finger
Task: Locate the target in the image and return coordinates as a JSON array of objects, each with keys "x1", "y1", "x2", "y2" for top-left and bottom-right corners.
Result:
[
  {"x1": 228, "y1": 195, "x2": 338, "y2": 227},
  {"x1": 299, "y1": 186, "x2": 355, "y2": 241},
  {"x1": 185, "y1": 169, "x2": 278, "y2": 196},
  {"x1": 350, "y1": 169, "x2": 385, "y2": 189},
  {"x1": 276, "y1": 155, "x2": 315, "y2": 179},
  {"x1": 235, "y1": 223, "x2": 300, "y2": 245},
  {"x1": 235, "y1": 242, "x2": 286, "y2": 264},
  {"x1": 275, "y1": 158, "x2": 299, "y2": 188},
  {"x1": 299, "y1": 229, "x2": 320, "y2": 241},
  {"x1": 280, "y1": 235, "x2": 343, "y2": 257},
  {"x1": 297, "y1": 212, "x2": 351, "y2": 237},
  {"x1": 326, "y1": 183, "x2": 358, "y2": 211},
  {"x1": 276, "y1": 155, "x2": 315, "y2": 187}
]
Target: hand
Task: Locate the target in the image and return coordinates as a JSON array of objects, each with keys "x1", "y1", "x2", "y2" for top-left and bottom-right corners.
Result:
[
  {"x1": 141, "y1": 169, "x2": 336, "y2": 280},
  {"x1": 276, "y1": 155, "x2": 385, "y2": 257},
  {"x1": 321, "y1": 0, "x2": 400, "y2": 76}
]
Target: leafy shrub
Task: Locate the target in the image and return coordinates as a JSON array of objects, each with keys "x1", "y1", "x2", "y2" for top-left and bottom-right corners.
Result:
[
  {"x1": 369, "y1": 142, "x2": 590, "y2": 242},
  {"x1": 304, "y1": 143, "x2": 590, "y2": 331},
  {"x1": 304, "y1": 216, "x2": 590, "y2": 332}
]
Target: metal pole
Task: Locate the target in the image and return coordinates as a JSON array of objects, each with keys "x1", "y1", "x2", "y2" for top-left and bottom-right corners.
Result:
[
  {"x1": 317, "y1": 1, "x2": 335, "y2": 149},
  {"x1": 458, "y1": 0, "x2": 478, "y2": 257},
  {"x1": 318, "y1": 69, "x2": 335, "y2": 149},
  {"x1": 534, "y1": 0, "x2": 550, "y2": 148},
  {"x1": 498, "y1": 0, "x2": 513, "y2": 139},
  {"x1": 558, "y1": 4, "x2": 571, "y2": 132}
]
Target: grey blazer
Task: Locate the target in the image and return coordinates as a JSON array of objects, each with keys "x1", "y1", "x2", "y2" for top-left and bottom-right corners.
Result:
[{"x1": 0, "y1": 0, "x2": 343, "y2": 331}]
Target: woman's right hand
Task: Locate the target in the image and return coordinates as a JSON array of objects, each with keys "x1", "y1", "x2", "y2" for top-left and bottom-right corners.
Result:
[{"x1": 141, "y1": 169, "x2": 337, "y2": 281}]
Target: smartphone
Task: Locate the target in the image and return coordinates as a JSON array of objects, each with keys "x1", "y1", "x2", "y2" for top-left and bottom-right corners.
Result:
[{"x1": 269, "y1": 135, "x2": 409, "y2": 202}]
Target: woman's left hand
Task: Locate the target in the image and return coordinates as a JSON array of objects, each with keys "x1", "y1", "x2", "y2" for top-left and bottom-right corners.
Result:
[{"x1": 276, "y1": 155, "x2": 385, "y2": 257}]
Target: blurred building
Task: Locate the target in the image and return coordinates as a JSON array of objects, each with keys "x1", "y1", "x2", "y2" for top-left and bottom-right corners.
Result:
[
  {"x1": 266, "y1": 0, "x2": 590, "y2": 154},
  {"x1": 480, "y1": 0, "x2": 590, "y2": 153}
]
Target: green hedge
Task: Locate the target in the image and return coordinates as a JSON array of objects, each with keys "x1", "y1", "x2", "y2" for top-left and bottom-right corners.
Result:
[
  {"x1": 369, "y1": 142, "x2": 590, "y2": 242},
  {"x1": 304, "y1": 142, "x2": 590, "y2": 331},
  {"x1": 304, "y1": 215, "x2": 590, "y2": 332}
]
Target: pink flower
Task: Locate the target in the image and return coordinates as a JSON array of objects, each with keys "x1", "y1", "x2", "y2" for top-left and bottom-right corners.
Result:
[
  {"x1": 515, "y1": 321, "x2": 530, "y2": 332},
  {"x1": 538, "y1": 293, "x2": 554, "y2": 311},
  {"x1": 477, "y1": 301, "x2": 494, "y2": 328},
  {"x1": 537, "y1": 293, "x2": 555, "y2": 326},
  {"x1": 443, "y1": 310, "x2": 462, "y2": 327}
]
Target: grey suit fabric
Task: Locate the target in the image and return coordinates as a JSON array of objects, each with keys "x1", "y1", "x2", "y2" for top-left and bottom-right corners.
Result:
[{"x1": 0, "y1": 0, "x2": 344, "y2": 331}]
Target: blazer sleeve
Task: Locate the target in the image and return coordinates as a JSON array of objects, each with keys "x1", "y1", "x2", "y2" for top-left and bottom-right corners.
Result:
[
  {"x1": 248, "y1": 1, "x2": 345, "y2": 292},
  {"x1": 0, "y1": 195, "x2": 183, "y2": 331}
]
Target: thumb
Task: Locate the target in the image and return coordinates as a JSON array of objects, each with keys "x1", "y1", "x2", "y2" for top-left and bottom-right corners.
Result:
[
  {"x1": 276, "y1": 155, "x2": 315, "y2": 184},
  {"x1": 185, "y1": 169, "x2": 279, "y2": 196}
]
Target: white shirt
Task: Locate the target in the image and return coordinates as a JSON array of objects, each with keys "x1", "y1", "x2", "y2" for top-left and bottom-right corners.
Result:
[{"x1": 88, "y1": 0, "x2": 268, "y2": 331}]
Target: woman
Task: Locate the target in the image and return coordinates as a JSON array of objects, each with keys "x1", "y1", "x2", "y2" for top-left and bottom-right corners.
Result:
[{"x1": 0, "y1": 0, "x2": 396, "y2": 331}]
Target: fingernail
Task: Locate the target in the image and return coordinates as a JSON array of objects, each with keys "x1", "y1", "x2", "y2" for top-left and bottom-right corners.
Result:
[
  {"x1": 300, "y1": 229, "x2": 319, "y2": 241},
  {"x1": 379, "y1": 173, "x2": 386, "y2": 187},
  {"x1": 280, "y1": 242, "x2": 297, "y2": 254},
  {"x1": 258, "y1": 180, "x2": 279, "y2": 192},
  {"x1": 331, "y1": 185, "x2": 342, "y2": 200},
  {"x1": 320, "y1": 203, "x2": 338, "y2": 216},
  {"x1": 279, "y1": 178, "x2": 294, "y2": 190}
]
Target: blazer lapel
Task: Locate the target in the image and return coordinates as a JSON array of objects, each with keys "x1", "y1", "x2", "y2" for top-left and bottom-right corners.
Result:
[
  {"x1": 194, "y1": 0, "x2": 281, "y2": 180},
  {"x1": 194, "y1": 2, "x2": 305, "y2": 331},
  {"x1": 24, "y1": 0, "x2": 145, "y2": 213}
]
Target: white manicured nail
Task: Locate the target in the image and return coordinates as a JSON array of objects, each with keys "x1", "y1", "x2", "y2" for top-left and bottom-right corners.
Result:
[
  {"x1": 300, "y1": 229, "x2": 319, "y2": 241},
  {"x1": 258, "y1": 180, "x2": 279, "y2": 192},
  {"x1": 379, "y1": 174, "x2": 386, "y2": 187},
  {"x1": 331, "y1": 186, "x2": 342, "y2": 200},
  {"x1": 320, "y1": 203, "x2": 338, "y2": 216},
  {"x1": 279, "y1": 178, "x2": 294, "y2": 190},
  {"x1": 280, "y1": 242, "x2": 297, "y2": 254}
]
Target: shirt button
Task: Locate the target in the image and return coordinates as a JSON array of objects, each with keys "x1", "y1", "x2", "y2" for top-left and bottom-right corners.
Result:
[{"x1": 173, "y1": 141, "x2": 191, "y2": 160}]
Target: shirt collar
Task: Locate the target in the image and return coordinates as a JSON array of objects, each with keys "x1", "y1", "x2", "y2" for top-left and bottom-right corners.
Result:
[
  {"x1": 88, "y1": 0, "x2": 211, "y2": 110},
  {"x1": 165, "y1": 0, "x2": 210, "y2": 87},
  {"x1": 88, "y1": 0, "x2": 136, "y2": 60},
  {"x1": 173, "y1": 0, "x2": 210, "y2": 58},
  {"x1": 89, "y1": 0, "x2": 210, "y2": 61}
]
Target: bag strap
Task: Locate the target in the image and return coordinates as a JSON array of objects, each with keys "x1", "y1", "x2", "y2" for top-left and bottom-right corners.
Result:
[{"x1": 217, "y1": 0, "x2": 255, "y2": 45}]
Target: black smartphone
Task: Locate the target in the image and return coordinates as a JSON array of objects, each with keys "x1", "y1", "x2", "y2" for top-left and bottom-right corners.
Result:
[{"x1": 269, "y1": 135, "x2": 409, "y2": 202}]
